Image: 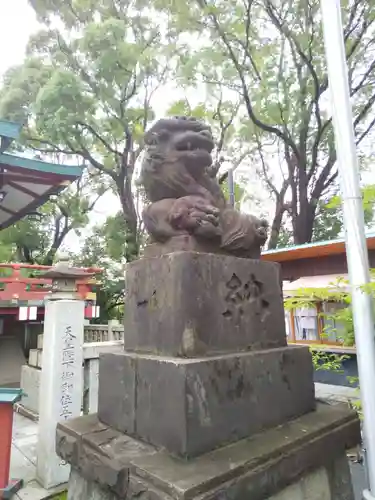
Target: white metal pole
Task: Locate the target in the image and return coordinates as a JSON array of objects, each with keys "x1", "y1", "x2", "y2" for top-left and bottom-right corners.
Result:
[
  {"x1": 320, "y1": 1, "x2": 375, "y2": 496},
  {"x1": 228, "y1": 168, "x2": 235, "y2": 207}
]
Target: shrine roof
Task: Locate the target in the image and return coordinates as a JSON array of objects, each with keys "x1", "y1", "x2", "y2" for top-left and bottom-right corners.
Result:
[
  {"x1": 0, "y1": 119, "x2": 83, "y2": 229},
  {"x1": 0, "y1": 119, "x2": 21, "y2": 152},
  {"x1": 262, "y1": 232, "x2": 375, "y2": 262}
]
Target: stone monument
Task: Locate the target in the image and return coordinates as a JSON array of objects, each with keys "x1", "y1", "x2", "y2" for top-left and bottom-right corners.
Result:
[
  {"x1": 57, "y1": 117, "x2": 360, "y2": 499},
  {"x1": 37, "y1": 257, "x2": 91, "y2": 490}
]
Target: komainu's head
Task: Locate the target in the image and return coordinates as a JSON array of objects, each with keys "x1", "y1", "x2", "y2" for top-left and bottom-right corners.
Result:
[{"x1": 140, "y1": 116, "x2": 217, "y2": 202}]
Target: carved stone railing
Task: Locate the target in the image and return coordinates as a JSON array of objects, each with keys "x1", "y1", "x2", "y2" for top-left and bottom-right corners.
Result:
[
  {"x1": 27, "y1": 321, "x2": 124, "y2": 369},
  {"x1": 84, "y1": 321, "x2": 124, "y2": 343},
  {"x1": 21, "y1": 321, "x2": 124, "y2": 417}
]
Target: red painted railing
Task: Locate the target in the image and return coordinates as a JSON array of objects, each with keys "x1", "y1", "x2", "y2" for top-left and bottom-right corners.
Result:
[{"x1": 0, "y1": 263, "x2": 100, "y2": 303}]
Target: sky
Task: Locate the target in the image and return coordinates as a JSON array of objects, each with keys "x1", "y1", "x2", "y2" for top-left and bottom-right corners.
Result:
[{"x1": 0, "y1": 1, "x2": 39, "y2": 75}]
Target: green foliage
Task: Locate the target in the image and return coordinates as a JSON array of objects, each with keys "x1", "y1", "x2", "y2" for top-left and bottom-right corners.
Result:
[
  {"x1": 71, "y1": 214, "x2": 132, "y2": 321},
  {"x1": 1, "y1": 0, "x2": 375, "y2": 255},
  {"x1": 157, "y1": 0, "x2": 375, "y2": 246},
  {"x1": 274, "y1": 226, "x2": 293, "y2": 249},
  {"x1": 286, "y1": 269, "x2": 375, "y2": 348},
  {"x1": 274, "y1": 185, "x2": 375, "y2": 248},
  {"x1": 51, "y1": 493, "x2": 67, "y2": 500},
  {"x1": 221, "y1": 180, "x2": 244, "y2": 210},
  {"x1": 315, "y1": 190, "x2": 373, "y2": 243},
  {"x1": 284, "y1": 276, "x2": 356, "y2": 346},
  {"x1": 0, "y1": 0, "x2": 178, "y2": 261},
  {"x1": 0, "y1": 174, "x2": 98, "y2": 265},
  {"x1": 286, "y1": 276, "x2": 364, "y2": 412},
  {"x1": 310, "y1": 348, "x2": 348, "y2": 373},
  {"x1": 312, "y1": 201, "x2": 345, "y2": 243}
]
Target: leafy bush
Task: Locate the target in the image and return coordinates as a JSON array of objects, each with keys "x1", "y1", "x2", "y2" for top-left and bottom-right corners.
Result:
[{"x1": 284, "y1": 275, "x2": 370, "y2": 414}]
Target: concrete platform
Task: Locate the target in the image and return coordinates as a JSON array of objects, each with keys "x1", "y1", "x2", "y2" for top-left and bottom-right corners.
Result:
[
  {"x1": 315, "y1": 383, "x2": 359, "y2": 404},
  {"x1": 11, "y1": 411, "x2": 66, "y2": 499},
  {"x1": 9, "y1": 384, "x2": 362, "y2": 499}
]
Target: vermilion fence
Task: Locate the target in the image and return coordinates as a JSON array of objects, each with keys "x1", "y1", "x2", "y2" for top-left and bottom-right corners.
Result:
[{"x1": 0, "y1": 263, "x2": 100, "y2": 303}]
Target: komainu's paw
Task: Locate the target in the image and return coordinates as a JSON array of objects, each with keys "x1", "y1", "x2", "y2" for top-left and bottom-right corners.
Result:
[{"x1": 169, "y1": 196, "x2": 221, "y2": 238}]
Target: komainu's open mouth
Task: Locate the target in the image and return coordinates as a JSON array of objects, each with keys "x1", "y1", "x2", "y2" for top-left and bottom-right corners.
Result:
[{"x1": 174, "y1": 130, "x2": 214, "y2": 153}]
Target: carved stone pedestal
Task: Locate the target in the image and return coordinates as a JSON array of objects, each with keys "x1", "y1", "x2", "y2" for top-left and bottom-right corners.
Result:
[
  {"x1": 57, "y1": 404, "x2": 359, "y2": 500},
  {"x1": 97, "y1": 347, "x2": 314, "y2": 457},
  {"x1": 56, "y1": 251, "x2": 360, "y2": 499},
  {"x1": 123, "y1": 252, "x2": 287, "y2": 356}
]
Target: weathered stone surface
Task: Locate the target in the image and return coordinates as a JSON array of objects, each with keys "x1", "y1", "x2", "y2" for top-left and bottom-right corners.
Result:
[
  {"x1": 124, "y1": 252, "x2": 286, "y2": 356},
  {"x1": 143, "y1": 234, "x2": 243, "y2": 258},
  {"x1": 68, "y1": 468, "x2": 118, "y2": 500},
  {"x1": 97, "y1": 350, "x2": 136, "y2": 433},
  {"x1": 67, "y1": 463, "x2": 353, "y2": 500},
  {"x1": 68, "y1": 468, "x2": 173, "y2": 500},
  {"x1": 326, "y1": 454, "x2": 355, "y2": 500},
  {"x1": 57, "y1": 403, "x2": 360, "y2": 500},
  {"x1": 20, "y1": 364, "x2": 41, "y2": 414},
  {"x1": 98, "y1": 346, "x2": 314, "y2": 456},
  {"x1": 139, "y1": 116, "x2": 268, "y2": 258},
  {"x1": 268, "y1": 467, "x2": 331, "y2": 500}
]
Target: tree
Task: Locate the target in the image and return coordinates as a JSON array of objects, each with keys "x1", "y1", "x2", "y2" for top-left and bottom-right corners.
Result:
[
  {"x1": 313, "y1": 184, "x2": 375, "y2": 242},
  {"x1": 162, "y1": 0, "x2": 375, "y2": 248},
  {"x1": 71, "y1": 215, "x2": 129, "y2": 321},
  {"x1": 0, "y1": 173, "x2": 102, "y2": 265},
  {"x1": 271, "y1": 186, "x2": 375, "y2": 248},
  {"x1": 0, "y1": 0, "x2": 178, "y2": 262}
]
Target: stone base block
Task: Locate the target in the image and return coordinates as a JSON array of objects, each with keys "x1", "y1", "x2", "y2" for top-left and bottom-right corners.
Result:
[
  {"x1": 124, "y1": 252, "x2": 286, "y2": 356},
  {"x1": 56, "y1": 403, "x2": 360, "y2": 500},
  {"x1": 28, "y1": 349, "x2": 39, "y2": 368},
  {"x1": 37, "y1": 334, "x2": 44, "y2": 350},
  {"x1": 20, "y1": 364, "x2": 40, "y2": 414},
  {"x1": 66, "y1": 461, "x2": 353, "y2": 500},
  {"x1": 98, "y1": 346, "x2": 315, "y2": 457}
]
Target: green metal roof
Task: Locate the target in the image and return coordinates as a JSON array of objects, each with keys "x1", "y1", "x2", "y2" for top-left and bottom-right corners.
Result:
[
  {"x1": 262, "y1": 231, "x2": 375, "y2": 256},
  {"x1": 0, "y1": 120, "x2": 22, "y2": 140},
  {"x1": 0, "y1": 120, "x2": 22, "y2": 153},
  {"x1": 0, "y1": 119, "x2": 83, "y2": 229},
  {"x1": 0, "y1": 387, "x2": 23, "y2": 404},
  {"x1": 0, "y1": 152, "x2": 82, "y2": 178}
]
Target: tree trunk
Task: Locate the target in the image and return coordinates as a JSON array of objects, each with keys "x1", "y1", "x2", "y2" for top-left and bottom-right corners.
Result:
[
  {"x1": 41, "y1": 254, "x2": 55, "y2": 266},
  {"x1": 117, "y1": 180, "x2": 140, "y2": 262},
  {"x1": 292, "y1": 202, "x2": 316, "y2": 245},
  {"x1": 267, "y1": 202, "x2": 285, "y2": 250}
]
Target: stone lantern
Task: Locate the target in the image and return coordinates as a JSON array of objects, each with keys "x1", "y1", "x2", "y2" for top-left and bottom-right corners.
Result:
[{"x1": 41, "y1": 256, "x2": 95, "y2": 300}]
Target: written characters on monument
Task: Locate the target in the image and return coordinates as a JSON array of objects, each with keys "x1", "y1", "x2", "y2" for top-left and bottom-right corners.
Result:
[
  {"x1": 59, "y1": 325, "x2": 76, "y2": 467},
  {"x1": 60, "y1": 326, "x2": 75, "y2": 420},
  {"x1": 36, "y1": 259, "x2": 87, "y2": 490}
]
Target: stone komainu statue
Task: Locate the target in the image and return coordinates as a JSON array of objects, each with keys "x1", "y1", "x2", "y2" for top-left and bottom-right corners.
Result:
[{"x1": 140, "y1": 116, "x2": 268, "y2": 258}]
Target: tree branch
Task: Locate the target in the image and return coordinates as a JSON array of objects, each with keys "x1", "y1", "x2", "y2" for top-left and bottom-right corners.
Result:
[
  {"x1": 67, "y1": 135, "x2": 116, "y2": 180},
  {"x1": 76, "y1": 121, "x2": 120, "y2": 157},
  {"x1": 356, "y1": 114, "x2": 375, "y2": 147},
  {"x1": 196, "y1": 0, "x2": 300, "y2": 159}
]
